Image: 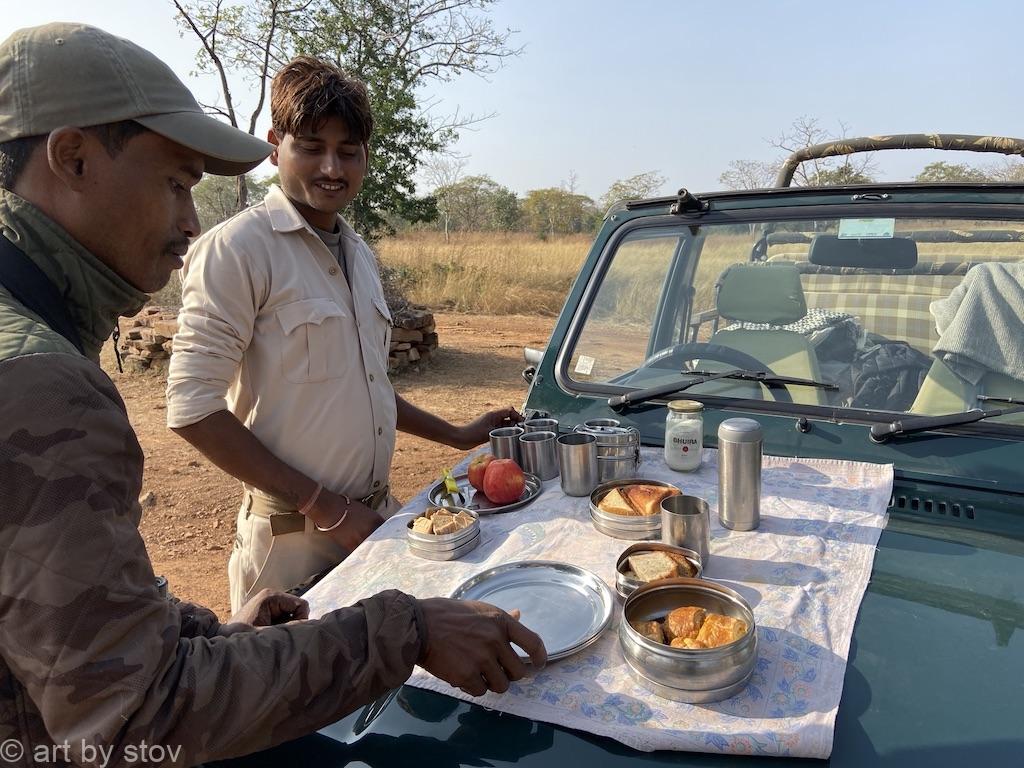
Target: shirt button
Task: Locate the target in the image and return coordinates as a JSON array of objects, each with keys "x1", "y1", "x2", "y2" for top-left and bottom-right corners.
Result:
[
  {"x1": 368, "y1": 373, "x2": 375, "y2": 382},
  {"x1": 328, "y1": 266, "x2": 338, "y2": 275},
  {"x1": 377, "y1": 427, "x2": 383, "y2": 435},
  {"x1": 373, "y1": 480, "x2": 381, "y2": 488}
]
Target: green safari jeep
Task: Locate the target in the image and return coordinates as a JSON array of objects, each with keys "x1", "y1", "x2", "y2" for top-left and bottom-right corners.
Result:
[{"x1": 226, "y1": 135, "x2": 1024, "y2": 766}]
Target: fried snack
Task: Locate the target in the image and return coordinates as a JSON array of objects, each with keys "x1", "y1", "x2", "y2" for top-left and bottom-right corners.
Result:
[
  {"x1": 411, "y1": 516, "x2": 434, "y2": 534},
  {"x1": 622, "y1": 484, "x2": 679, "y2": 516},
  {"x1": 627, "y1": 552, "x2": 677, "y2": 582},
  {"x1": 598, "y1": 487, "x2": 638, "y2": 516},
  {"x1": 430, "y1": 512, "x2": 458, "y2": 535},
  {"x1": 696, "y1": 613, "x2": 748, "y2": 648},
  {"x1": 664, "y1": 606, "x2": 707, "y2": 641},
  {"x1": 630, "y1": 619, "x2": 664, "y2": 644},
  {"x1": 670, "y1": 637, "x2": 707, "y2": 649},
  {"x1": 452, "y1": 510, "x2": 475, "y2": 531},
  {"x1": 666, "y1": 551, "x2": 698, "y2": 577}
]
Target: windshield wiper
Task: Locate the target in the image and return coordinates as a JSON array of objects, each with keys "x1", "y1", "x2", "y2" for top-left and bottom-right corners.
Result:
[
  {"x1": 608, "y1": 369, "x2": 837, "y2": 411},
  {"x1": 869, "y1": 403, "x2": 1024, "y2": 442}
]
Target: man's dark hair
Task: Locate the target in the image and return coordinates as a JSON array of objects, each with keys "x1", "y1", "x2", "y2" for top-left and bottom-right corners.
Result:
[
  {"x1": 0, "y1": 120, "x2": 149, "y2": 189},
  {"x1": 271, "y1": 56, "x2": 373, "y2": 143}
]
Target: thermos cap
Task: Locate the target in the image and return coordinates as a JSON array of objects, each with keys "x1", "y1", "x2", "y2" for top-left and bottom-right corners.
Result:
[{"x1": 718, "y1": 418, "x2": 763, "y2": 443}]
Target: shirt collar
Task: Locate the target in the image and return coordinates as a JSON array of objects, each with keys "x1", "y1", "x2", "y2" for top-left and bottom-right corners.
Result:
[{"x1": 264, "y1": 184, "x2": 360, "y2": 245}]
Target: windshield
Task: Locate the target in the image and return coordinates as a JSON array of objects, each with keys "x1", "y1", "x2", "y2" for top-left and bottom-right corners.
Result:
[{"x1": 566, "y1": 215, "x2": 1024, "y2": 424}]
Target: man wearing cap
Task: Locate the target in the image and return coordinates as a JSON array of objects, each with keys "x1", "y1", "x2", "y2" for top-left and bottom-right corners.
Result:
[
  {"x1": 166, "y1": 55, "x2": 520, "y2": 612},
  {"x1": 0, "y1": 22, "x2": 544, "y2": 768}
]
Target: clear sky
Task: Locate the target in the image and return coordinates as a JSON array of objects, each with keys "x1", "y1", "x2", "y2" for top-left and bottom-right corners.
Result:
[{"x1": 8, "y1": 0, "x2": 1024, "y2": 199}]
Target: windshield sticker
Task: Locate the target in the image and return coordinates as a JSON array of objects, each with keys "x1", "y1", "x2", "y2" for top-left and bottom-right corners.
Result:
[
  {"x1": 574, "y1": 355, "x2": 596, "y2": 376},
  {"x1": 838, "y1": 218, "x2": 896, "y2": 239}
]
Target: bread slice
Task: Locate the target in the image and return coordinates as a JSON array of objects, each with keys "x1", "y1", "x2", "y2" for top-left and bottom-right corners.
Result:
[
  {"x1": 598, "y1": 488, "x2": 638, "y2": 516},
  {"x1": 627, "y1": 552, "x2": 677, "y2": 583},
  {"x1": 412, "y1": 516, "x2": 434, "y2": 534},
  {"x1": 629, "y1": 620, "x2": 665, "y2": 644},
  {"x1": 622, "y1": 484, "x2": 678, "y2": 516},
  {"x1": 666, "y1": 551, "x2": 698, "y2": 577},
  {"x1": 452, "y1": 511, "x2": 476, "y2": 531},
  {"x1": 431, "y1": 512, "x2": 458, "y2": 535}
]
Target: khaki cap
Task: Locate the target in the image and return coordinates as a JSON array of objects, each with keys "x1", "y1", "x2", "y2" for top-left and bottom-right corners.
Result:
[{"x1": 0, "y1": 22, "x2": 271, "y2": 175}]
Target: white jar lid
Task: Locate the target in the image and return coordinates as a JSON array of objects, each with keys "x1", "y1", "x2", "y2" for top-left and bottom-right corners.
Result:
[{"x1": 667, "y1": 399, "x2": 703, "y2": 413}]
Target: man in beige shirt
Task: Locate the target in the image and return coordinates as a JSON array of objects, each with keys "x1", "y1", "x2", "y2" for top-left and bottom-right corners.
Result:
[{"x1": 167, "y1": 56, "x2": 518, "y2": 611}]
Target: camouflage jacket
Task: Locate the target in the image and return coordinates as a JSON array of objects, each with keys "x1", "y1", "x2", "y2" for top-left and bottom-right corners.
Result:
[{"x1": 0, "y1": 189, "x2": 424, "y2": 767}]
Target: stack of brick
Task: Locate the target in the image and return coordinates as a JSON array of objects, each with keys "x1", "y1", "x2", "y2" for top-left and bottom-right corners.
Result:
[
  {"x1": 118, "y1": 305, "x2": 439, "y2": 374},
  {"x1": 389, "y1": 307, "x2": 438, "y2": 373},
  {"x1": 119, "y1": 306, "x2": 178, "y2": 371}
]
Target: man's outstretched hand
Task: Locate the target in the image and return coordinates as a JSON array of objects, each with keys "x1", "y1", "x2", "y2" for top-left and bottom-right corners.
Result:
[{"x1": 417, "y1": 597, "x2": 546, "y2": 695}]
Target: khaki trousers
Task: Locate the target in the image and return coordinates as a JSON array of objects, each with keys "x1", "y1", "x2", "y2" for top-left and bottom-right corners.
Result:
[{"x1": 228, "y1": 490, "x2": 400, "y2": 613}]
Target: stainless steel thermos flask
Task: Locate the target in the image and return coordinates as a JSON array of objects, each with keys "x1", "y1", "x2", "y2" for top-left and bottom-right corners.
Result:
[{"x1": 717, "y1": 418, "x2": 763, "y2": 531}]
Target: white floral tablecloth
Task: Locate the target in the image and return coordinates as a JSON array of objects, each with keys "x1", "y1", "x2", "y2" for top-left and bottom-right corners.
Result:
[{"x1": 305, "y1": 448, "x2": 893, "y2": 759}]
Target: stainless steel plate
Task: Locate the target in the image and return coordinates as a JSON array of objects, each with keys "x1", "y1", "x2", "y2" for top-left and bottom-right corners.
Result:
[
  {"x1": 427, "y1": 471, "x2": 542, "y2": 515},
  {"x1": 450, "y1": 561, "x2": 615, "y2": 661}
]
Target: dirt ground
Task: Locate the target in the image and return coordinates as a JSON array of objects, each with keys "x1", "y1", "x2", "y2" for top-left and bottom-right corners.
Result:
[{"x1": 107, "y1": 312, "x2": 554, "y2": 618}]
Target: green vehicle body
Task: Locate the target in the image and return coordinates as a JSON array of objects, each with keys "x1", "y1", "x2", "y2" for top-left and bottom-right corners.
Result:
[{"x1": 226, "y1": 137, "x2": 1024, "y2": 766}]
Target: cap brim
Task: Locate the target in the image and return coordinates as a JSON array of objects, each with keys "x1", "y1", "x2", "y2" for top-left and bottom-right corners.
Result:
[{"x1": 136, "y1": 111, "x2": 272, "y2": 176}]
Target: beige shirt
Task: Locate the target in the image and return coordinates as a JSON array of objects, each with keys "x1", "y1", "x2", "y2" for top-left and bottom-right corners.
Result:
[{"x1": 166, "y1": 185, "x2": 396, "y2": 501}]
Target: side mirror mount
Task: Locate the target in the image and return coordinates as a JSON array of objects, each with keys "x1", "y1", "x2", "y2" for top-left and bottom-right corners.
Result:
[{"x1": 522, "y1": 346, "x2": 544, "y2": 385}]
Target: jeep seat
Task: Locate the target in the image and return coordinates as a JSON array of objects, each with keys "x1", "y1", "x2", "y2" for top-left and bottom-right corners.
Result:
[
  {"x1": 909, "y1": 358, "x2": 1024, "y2": 424},
  {"x1": 705, "y1": 264, "x2": 827, "y2": 406}
]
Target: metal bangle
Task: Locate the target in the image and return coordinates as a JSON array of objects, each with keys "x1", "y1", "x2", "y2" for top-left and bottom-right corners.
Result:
[{"x1": 314, "y1": 495, "x2": 350, "y2": 532}]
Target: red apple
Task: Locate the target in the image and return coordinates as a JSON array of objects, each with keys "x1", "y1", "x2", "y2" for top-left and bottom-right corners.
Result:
[
  {"x1": 483, "y1": 459, "x2": 526, "y2": 504},
  {"x1": 467, "y1": 453, "x2": 495, "y2": 492}
]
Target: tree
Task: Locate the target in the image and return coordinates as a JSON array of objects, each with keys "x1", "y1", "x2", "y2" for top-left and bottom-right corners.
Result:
[
  {"x1": 915, "y1": 161, "x2": 990, "y2": 183},
  {"x1": 192, "y1": 173, "x2": 271, "y2": 231},
  {"x1": 982, "y1": 157, "x2": 1024, "y2": 182},
  {"x1": 768, "y1": 116, "x2": 877, "y2": 187},
  {"x1": 522, "y1": 188, "x2": 599, "y2": 238},
  {"x1": 718, "y1": 159, "x2": 778, "y2": 190},
  {"x1": 430, "y1": 175, "x2": 520, "y2": 232},
  {"x1": 598, "y1": 171, "x2": 667, "y2": 212},
  {"x1": 173, "y1": 0, "x2": 520, "y2": 240},
  {"x1": 422, "y1": 153, "x2": 467, "y2": 241},
  {"x1": 809, "y1": 166, "x2": 875, "y2": 186}
]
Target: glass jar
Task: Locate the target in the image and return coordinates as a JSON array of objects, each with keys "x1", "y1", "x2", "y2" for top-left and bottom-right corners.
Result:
[{"x1": 664, "y1": 400, "x2": 704, "y2": 471}]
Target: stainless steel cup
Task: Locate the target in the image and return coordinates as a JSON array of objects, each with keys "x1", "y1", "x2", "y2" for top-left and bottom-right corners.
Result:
[
  {"x1": 524, "y1": 417, "x2": 559, "y2": 434},
  {"x1": 661, "y1": 494, "x2": 710, "y2": 564},
  {"x1": 557, "y1": 433, "x2": 599, "y2": 496},
  {"x1": 489, "y1": 426, "x2": 525, "y2": 464},
  {"x1": 519, "y1": 430, "x2": 559, "y2": 480}
]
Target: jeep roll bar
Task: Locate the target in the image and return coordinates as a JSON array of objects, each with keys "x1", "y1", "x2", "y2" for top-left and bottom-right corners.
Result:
[{"x1": 775, "y1": 133, "x2": 1024, "y2": 188}]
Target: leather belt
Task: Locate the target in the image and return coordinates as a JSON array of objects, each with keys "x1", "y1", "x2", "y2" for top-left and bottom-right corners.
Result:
[{"x1": 245, "y1": 486, "x2": 390, "y2": 536}]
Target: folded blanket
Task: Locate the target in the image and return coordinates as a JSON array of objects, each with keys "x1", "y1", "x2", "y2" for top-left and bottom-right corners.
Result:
[{"x1": 930, "y1": 263, "x2": 1024, "y2": 385}]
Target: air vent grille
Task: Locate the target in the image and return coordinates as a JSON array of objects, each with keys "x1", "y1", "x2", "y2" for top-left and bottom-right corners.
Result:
[{"x1": 888, "y1": 493, "x2": 976, "y2": 521}]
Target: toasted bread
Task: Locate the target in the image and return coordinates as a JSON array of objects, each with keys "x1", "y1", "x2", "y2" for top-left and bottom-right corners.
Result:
[
  {"x1": 627, "y1": 552, "x2": 678, "y2": 583},
  {"x1": 666, "y1": 551, "x2": 698, "y2": 577},
  {"x1": 695, "y1": 613, "x2": 748, "y2": 648},
  {"x1": 622, "y1": 484, "x2": 678, "y2": 516},
  {"x1": 664, "y1": 606, "x2": 707, "y2": 641},
  {"x1": 598, "y1": 487, "x2": 638, "y2": 516},
  {"x1": 630, "y1": 619, "x2": 664, "y2": 644},
  {"x1": 412, "y1": 516, "x2": 434, "y2": 534}
]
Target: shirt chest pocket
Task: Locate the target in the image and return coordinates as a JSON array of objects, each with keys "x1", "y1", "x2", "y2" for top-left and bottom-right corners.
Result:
[{"x1": 275, "y1": 298, "x2": 350, "y2": 383}]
